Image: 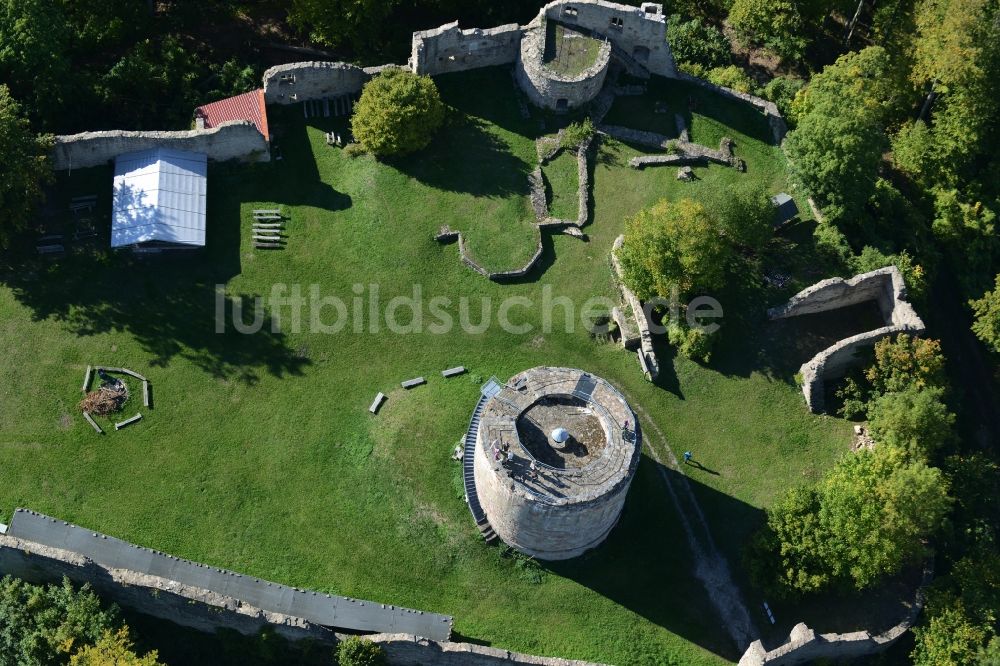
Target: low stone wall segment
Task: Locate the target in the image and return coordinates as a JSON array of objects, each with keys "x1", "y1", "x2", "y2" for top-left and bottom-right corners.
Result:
[
  {"x1": 611, "y1": 235, "x2": 660, "y2": 380},
  {"x1": 367, "y1": 633, "x2": 608, "y2": 666}
]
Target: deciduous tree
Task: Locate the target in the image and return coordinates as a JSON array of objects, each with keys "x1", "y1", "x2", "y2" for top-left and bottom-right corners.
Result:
[
  {"x1": 617, "y1": 198, "x2": 730, "y2": 300},
  {"x1": 0, "y1": 85, "x2": 52, "y2": 247},
  {"x1": 351, "y1": 69, "x2": 445, "y2": 157}
]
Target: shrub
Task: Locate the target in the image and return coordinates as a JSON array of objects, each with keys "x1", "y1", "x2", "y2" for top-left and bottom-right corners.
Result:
[
  {"x1": 561, "y1": 117, "x2": 595, "y2": 149},
  {"x1": 727, "y1": 0, "x2": 807, "y2": 62},
  {"x1": 665, "y1": 15, "x2": 731, "y2": 69},
  {"x1": 834, "y1": 374, "x2": 869, "y2": 419},
  {"x1": 667, "y1": 322, "x2": 715, "y2": 363},
  {"x1": 867, "y1": 386, "x2": 955, "y2": 458},
  {"x1": 761, "y1": 76, "x2": 804, "y2": 119},
  {"x1": 866, "y1": 335, "x2": 948, "y2": 397},
  {"x1": 70, "y1": 627, "x2": 164, "y2": 665},
  {"x1": 911, "y1": 601, "x2": 989, "y2": 666},
  {"x1": 336, "y1": 637, "x2": 386, "y2": 666},
  {"x1": 351, "y1": 69, "x2": 445, "y2": 157},
  {"x1": 852, "y1": 246, "x2": 927, "y2": 304},
  {"x1": 812, "y1": 222, "x2": 853, "y2": 268},
  {"x1": 705, "y1": 65, "x2": 755, "y2": 94}
]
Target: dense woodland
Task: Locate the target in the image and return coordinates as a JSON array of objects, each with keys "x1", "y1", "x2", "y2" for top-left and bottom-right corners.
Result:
[{"x1": 1, "y1": 0, "x2": 999, "y2": 664}]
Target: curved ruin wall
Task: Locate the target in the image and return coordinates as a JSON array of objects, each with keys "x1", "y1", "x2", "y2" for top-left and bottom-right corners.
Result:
[
  {"x1": 541, "y1": 0, "x2": 676, "y2": 77},
  {"x1": 768, "y1": 267, "x2": 926, "y2": 412},
  {"x1": 411, "y1": 22, "x2": 522, "y2": 76},
  {"x1": 514, "y1": 26, "x2": 611, "y2": 111},
  {"x1": 52, "y1": 121, "x2": 269, "y2": 170},
  {"x1": 473, "y1": 427, "x2": 633, "y2": 561}
]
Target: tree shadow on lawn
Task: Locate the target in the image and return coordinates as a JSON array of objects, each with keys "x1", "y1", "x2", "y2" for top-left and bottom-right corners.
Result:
[
  {"x1": 0, "y1": 156, "x2": 356, "y2": 384},
  {"x1": 386, "y1": 112, "x2": 532, "y2": 199},
  {"x1": 543, "y1": 456, "x2": 764, "y2": 662}
]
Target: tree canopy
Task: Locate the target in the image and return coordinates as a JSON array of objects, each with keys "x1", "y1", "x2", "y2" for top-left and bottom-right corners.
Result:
[
  {"x1": 0, "y1": 576, "x2": 120, "y2": 666},
  {"x1": 785, "y1": 48, "x2": 899, "y2": 224},
  {"x1": 617, "y1": 198, "x2": 730, "y2": 300},
  {"x1": 0, "y1": 84, "x2": 52, "y2": 247},
  {"x1": 970, "y1": 274, "x2": 1000, "y2": 354},
  {"x1": 69, "y1": 628, "x2": 164, "y2": 666},
  {"x1": 748, "y1": 444, "x2": 951, "y2": 596},
  {"x1": 351, "y1": 68, "x2": 446, "y2": 157}
]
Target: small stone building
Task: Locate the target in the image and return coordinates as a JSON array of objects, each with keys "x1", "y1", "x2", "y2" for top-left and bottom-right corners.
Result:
[{"x1": 472, "y1": 367, "x2": 642, "y2": 560}]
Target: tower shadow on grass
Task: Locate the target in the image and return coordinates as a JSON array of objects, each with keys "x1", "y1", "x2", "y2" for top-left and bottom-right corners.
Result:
[{"x1": 541, "y1": 455, "x2": 765, "y2": 662}]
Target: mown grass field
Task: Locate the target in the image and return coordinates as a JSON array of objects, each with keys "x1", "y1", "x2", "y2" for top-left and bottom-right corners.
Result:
[{"x1": 0, "y1": 68, "x2": 853, "y2": 665}]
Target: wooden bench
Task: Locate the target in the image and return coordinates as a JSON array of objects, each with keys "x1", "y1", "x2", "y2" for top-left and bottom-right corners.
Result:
[
  {"x1": 253, "y1": 235, "x2": 284, "y2": 242},
  {"x1": 401, "y1": 377, "x2": 426, "y2": 389},
  {"x1": 83, "y1": 411, "x2": 103, "y2": 434},
  {"x1": 255, "y1": 243, "x2": 283, "y2": 249},
  {"x1": 369, "y1": 392, "x2": 386, "y2": 414},
  {"x1": 253, "y1": 214, "x2": 283, "y2": 221},
  {"x1": 252, "y1": 222, "x2": 283, "y2": 229},
  {"x1": 82, "y1": 365, "x2": 93, "y2": 392},
  {"x1": 37, "y1": 244, "x2": 64, "y2": 255},
  {"x1": 142, "y1": 381, "x2": 151, "y2": 408},
  {"x1": 441, "y1": 366, "x2": 466, "y2": 378},
  {"x1": 114, "y1": 413, "x2": 142, "y2": 430}
]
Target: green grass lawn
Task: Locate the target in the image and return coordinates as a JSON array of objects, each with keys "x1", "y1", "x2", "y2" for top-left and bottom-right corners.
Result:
[
  {"x1": 0, "y1": 68, "x2": 853, "y2": 665},
  {"x1": 540, "y1": 149, "x2": 579, "y2": 220},
  {"x1": 543, "y1": 22, "x2": 604, "y2": 78}
]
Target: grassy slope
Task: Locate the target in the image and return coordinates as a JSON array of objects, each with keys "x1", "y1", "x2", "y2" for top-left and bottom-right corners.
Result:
[{"x1": 0, "y1": 68, "x2": 851, "y2": 665}]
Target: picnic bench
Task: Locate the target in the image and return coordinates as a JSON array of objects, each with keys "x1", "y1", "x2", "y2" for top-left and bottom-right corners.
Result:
[
  {"x1": 441, "y1": 366, "x2": 466, "y2": 378},
  {"x1": 401, "y1": 377, "x2": 426, "y2": 389}
]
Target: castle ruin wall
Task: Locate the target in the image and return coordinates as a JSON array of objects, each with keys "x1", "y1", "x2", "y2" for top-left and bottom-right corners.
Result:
[
  {"x1": 411, "y1": 22, "x2": 522, "y2": 76},
  {"x1": 51, "y1": 122, "x2": 269, "y2": 170}
]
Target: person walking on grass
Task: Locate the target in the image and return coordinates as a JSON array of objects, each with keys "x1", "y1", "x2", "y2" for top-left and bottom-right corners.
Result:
[{"x1": 683, "y1": 451, "x2": 693, "y2": 464}]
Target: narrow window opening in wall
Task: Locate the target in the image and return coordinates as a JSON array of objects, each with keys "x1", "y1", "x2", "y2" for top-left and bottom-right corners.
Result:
[
  {"x1": 563, "y1": 6, "x2": 578, "y2": 16},
  {"x1": 279, "y1": 74, "x2": 296, "y2": 83},
  {"x1": 556, "y1": 98, "x2": 569, "y2": 111},
  {"x1": 609, "y1": 17, "x2": 624, "y2": 30}
]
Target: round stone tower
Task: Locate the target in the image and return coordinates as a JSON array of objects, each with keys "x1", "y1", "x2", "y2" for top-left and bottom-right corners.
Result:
[
  {"x1": 514, "y1": 22, "x2": 611, "y2": 112},
  {"x1": 472, "y1": 367, "x2": 641, "y2": 560}
]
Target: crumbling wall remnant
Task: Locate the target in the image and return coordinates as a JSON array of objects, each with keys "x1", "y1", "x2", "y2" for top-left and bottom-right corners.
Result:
[
  {"x1": 52, "y1": 122, "x2": 269, "y2": 170},
  {"x1": 262, "y1": 61, "x2": 405, "y2": 105},
  {"x1": 768, "y1": 266, "x2": 926, "y2": 412},
  {"x1": 411, "y1": 22, "x2": 522, "y2": 76},
  {"x1": 542, "y1": 0, "x2": 676, "y2": 77}
]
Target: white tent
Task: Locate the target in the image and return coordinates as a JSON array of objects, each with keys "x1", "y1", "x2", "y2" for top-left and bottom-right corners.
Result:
[{"x1": 112, "y1": 148, "x2": 207, "y2": 249}]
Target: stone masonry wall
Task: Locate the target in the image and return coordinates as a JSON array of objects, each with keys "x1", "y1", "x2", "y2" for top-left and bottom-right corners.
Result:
[
  {"x1": 0, "y1": 534, "x2": 333, "y2": 643},
  {"x1": 738, "y1": 565, "x2": 932, "y2": 666},
  {"x1": 542, "y1": 0, "x2": 676, "y2": 77},
  {"x1": 514, "y1": 24, "x2": 611, "y2": 111},
  {"x1": 262, "y1": 61, "x2": 383, "y2": 105},
  {"x1": 411, "y1": 22, "x2": 522, "y2": 76},
  {"x1": 768, "y1": 267, "x2": 926, "y2": 412},
  {"x1": 51, "y1": 121, "x2": 269, "y2": 170},
  {"x1": 676, "y1": 72, "x2": 787, "y2": 144},
  {"x1": 367, "y1": 633, "x2": 608, "y2": 666},
  {"x1": 611, "y1": 235, "x2": 660, "y2": 381}
]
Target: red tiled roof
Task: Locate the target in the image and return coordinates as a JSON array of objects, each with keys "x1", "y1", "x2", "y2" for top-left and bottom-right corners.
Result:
[{"x1": 194, "y1": 89, "x2": 269, "y2": 141}]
